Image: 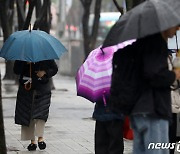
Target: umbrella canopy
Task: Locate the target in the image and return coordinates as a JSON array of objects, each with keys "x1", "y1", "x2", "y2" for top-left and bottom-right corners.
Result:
[
  {"x1": 103, "y1": 0, "x2": 180, "y2": 48},
  {"x1": 76, "y1": 40, "x2": 135, "y2": 103},
  {"x1": 0, "y1": 30, "x2": 67, "y2": 62}
]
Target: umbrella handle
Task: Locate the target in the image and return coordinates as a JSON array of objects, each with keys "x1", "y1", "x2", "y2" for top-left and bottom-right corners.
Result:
[
  {"x1": 24, "y1": 82, "x2": 32, "y2": 90},
  {"x1": 24, "y1": 62, "x2": 32, "y2": 90},
  {"x1": 100, "y1": 48, "x2": 105, "y2": 55},
  {"x1": 102, "y1": 91, "x2": 107, "y2": 107}
]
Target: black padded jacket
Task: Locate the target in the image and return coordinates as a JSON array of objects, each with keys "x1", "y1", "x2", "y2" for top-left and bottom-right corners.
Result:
[{"x1": 13, "y1": 60, "x2": 58, "y2": 126}]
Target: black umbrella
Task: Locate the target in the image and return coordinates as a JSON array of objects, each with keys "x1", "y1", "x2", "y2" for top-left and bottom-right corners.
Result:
[{"x1": 103, "y1": 0, "x2": 180, "y2": 48}]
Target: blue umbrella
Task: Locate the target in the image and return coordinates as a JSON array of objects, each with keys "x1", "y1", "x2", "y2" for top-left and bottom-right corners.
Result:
[{"x1": 0, "y1": 30, "x2": 67, "y2": 62}]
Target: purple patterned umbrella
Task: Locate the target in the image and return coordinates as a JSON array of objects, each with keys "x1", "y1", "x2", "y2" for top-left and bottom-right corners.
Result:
[{"x1": 76, "y1": 40, "x2": 135, "y2": 103}]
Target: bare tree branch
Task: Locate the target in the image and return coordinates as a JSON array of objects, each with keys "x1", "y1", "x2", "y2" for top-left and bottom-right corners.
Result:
[
  {"x1": 39, "y1": 0, "x2": 51, "y2": 33},
  {"x1": 90, "y1": 0, "x2": 101, "y2": 49},
  {"x1": 16, "y1": 0, "x2": 25, "y2": 30},
  {"x1": 33, "y1": 0, "x2": 48, "y2": 30},
  {"x1": 0, "y1": 0, "x2": 10, "y2": 41},
  {"x1": 81, "y1": 0, "x2": 92, "y2": 57},
  {"x1": 35, "y1": 0, "x2": 42, "y2": 18},
  {"x1": 113, "y1": 0, "x2": 124, "y2": 14},
  {"x1": 23, "y1": 0, "x2": 36, "y2": 30},
  {"x1": 0, "y1": 1, "x2": 8, "y2": 152}
]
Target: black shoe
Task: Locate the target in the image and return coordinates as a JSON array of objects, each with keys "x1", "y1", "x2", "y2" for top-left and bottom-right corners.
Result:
[
  {"x1": 38, "y1": 141, "x2": 46, "y2": 150},
  {"x1": 27, "y1": 143, "x2": 37, "y2": 151}
]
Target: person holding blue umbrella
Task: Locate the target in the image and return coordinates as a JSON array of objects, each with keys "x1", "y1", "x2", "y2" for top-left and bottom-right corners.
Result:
[
  {"x1": 0, "y1": 28, "x2": 67, "y2": 151},
  {"x1": 13, "y1": 60, "x2": 58, "y2": 151}
]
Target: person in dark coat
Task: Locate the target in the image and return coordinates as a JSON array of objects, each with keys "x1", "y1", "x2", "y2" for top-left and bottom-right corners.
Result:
[
  {"x1": 129, "y1": 26, "x2": 180, "y2": 154},
  {"x1": 13, "y1": 60, "x2": 58, "y2": 151},
  {"x1": 92, "y1": 100, "x2": 124, "y2": 154}
]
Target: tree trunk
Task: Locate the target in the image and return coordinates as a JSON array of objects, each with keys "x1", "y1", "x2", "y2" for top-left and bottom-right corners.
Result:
[
  {"x1": 0, "y1": 72, "x2": 7, "y2": 154},
  {"x1": 0, "y1": 2, "x2": 15, "y2": 151},
  {"x1": 33, "y1": 0, "x2": 49, "y2": 30},
  {"x1": 81, "y1": 0, "x2": 92, "y2": 58},
  {"x1": 39, "y1": 0, "x2": 51, "y2": 33},
  {"x1": 0, "y1": 1, "x2": 10, "y2": 41},
  {"x1": 90, "y1": 0, "x2": 102, "y2": 52},
  {"x1": 4, "y1": 0, "x2": 16, "y2": 80},
  {"x1": 23, "y1": 0, "x2": 36, "y2": 30},
  {"x1": 80, "y1": 0, "x2": 101, "y2": 58},
  {"x1": 0, "y1": 0, "x2": 16, "y2": 80},
  {"x1": 16, "y1": 0, "x2": 25, "y2": 30},
  {"x1": 113, "y1": 0, "x2": 124, "y2": 14},
  {"x1": 35, "y1": 0, "x2": 42, "y2": 18}
]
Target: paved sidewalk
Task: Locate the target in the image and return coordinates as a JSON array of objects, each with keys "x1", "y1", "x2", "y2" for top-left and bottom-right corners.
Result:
[{"x1": 1, "y1": 64, "x2": 133, "y2": 154}]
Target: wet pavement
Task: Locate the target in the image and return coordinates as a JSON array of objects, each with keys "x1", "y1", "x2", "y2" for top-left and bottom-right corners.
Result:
[{"x1": 0, "y1": 62, "x2": 133, "y2": 154}]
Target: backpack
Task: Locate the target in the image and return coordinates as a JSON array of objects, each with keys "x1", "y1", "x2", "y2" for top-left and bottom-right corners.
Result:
[{"x1": 109, "y1": 42, "x2": 142, "y2": 115}]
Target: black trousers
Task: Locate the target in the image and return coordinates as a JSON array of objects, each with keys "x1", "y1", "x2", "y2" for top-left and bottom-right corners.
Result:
[
  {"x1": 95, "y1": 119, "x2": 124, "y2": 154},
  {"x1": 169, "y1": 113, "x2": 177, "y2": 154}
]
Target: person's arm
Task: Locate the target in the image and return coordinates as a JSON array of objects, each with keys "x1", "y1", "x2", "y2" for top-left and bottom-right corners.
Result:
[
  {"x1": 45, "y1": 60, "x2": 58, "y2": 78},
  {"x1": 142, "y1": 48, "x2": 176, "y2": 88},
  {"x1": 36, "y1": 60, "x2": 58, "y2": 79}
]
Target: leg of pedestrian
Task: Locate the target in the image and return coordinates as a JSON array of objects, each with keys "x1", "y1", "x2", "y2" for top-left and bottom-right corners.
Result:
[
  {"x1": 21, "y1": 120, "x2": 37, "y2": 151},
  {"x1": 131, "y1": 115, "x2": 169, "y2": 154}
]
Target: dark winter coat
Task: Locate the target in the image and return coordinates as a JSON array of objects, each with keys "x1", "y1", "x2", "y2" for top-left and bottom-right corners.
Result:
[
  {"x1": 93, "y1": 101, "x2": 124, "y2": 121},
  {"x1": 131, "y1": 33, "x2": 176, "y2": 120},
  {"x1": 13, "y1": 60, "x2": 58, "y2": 126}
]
